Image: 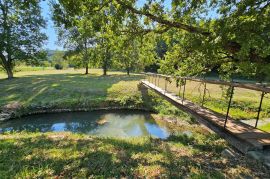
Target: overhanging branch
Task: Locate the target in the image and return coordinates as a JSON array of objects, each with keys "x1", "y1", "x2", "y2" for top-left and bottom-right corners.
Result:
[{"x1": 115, "y1": 0, "x2": 211, "y2": 36}]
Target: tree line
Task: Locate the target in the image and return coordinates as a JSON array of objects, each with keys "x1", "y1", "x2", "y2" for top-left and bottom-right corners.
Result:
[{"x1": 1, "y1": 0, "x2": 270, "y2": 82}]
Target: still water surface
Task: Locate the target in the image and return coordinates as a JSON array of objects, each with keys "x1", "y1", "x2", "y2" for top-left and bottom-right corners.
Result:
[{"x1": 0, "y1": 111, "x2": 171, "y2": 139}]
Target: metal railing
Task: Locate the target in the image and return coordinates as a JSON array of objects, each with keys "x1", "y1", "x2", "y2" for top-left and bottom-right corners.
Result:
[{"x1": 144, "y1": 72, "x2": 270, "y2": 129}]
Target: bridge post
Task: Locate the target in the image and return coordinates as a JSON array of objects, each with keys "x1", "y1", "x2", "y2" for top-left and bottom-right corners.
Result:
[
  {"x1": 158, "y1": 75, "x2": 160, "y2": 87},
  {"x1": 201, "y1": 82, "x2": 207, "y2": 106},
  {"x1": 178, "y1": 78, "x2": 182, "y2": 97},
  {"x1": 182, "y1": 78, "x2": 186, "y2": 104},
  {"x1": 155, "y1": 74, "x2": 157, "y2": 86},
  {"x1": 224, "y1": 86, "x2": 234, "y2": 128},
  {"x1": 255, "y1": 92, "x2": 265, "y2": 128},
  {"x1": 165, "y1": 77, "x2": 168, "y2": 93}
]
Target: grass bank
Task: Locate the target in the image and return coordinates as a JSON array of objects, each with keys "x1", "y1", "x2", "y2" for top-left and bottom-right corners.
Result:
[
  {"x1": 0, "y1": 69, "x2": 148, "y2": 118},
  {"x1": 1, "y1": 129, "x2": 269, "y2": 178}
]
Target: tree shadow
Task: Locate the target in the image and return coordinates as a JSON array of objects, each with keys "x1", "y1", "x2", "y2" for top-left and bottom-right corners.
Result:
[
  {"x1": 0, "y1": 73, "x2": 144, "y2": 111},
  {"x1": 1, "y1": 133, "x2": 269, "y2": 178}
]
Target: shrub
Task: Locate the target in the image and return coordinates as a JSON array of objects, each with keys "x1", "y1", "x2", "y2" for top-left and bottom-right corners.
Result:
[{"x1": 54, "y1": 64, "x2": 63, "y2": 70}]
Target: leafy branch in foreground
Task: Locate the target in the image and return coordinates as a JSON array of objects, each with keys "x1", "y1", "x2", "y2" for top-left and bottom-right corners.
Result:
[{"x1": 0, "y1": 0, "x2": 47, "y2": 79}]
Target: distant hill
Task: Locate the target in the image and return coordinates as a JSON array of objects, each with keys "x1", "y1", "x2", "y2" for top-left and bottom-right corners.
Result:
[{"x1": 46, "y1": 49, "x2": 66, "y2": 61}]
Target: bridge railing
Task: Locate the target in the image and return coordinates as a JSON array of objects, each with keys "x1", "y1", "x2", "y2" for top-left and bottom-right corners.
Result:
[{"x1": 143, "y1": 72, "x2": 270, "y2": 129}]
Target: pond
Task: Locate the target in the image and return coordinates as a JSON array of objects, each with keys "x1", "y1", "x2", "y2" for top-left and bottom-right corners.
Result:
[{"x1": 0, "y1": 110, "x2": 171, "y2": 139}]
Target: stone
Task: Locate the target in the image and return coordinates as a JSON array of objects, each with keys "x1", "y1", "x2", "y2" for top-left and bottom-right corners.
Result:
[
  {"x1": 96, "y1": 118, "x2": 108, "y2": 125},
  {"x1": 221, "y1": 149, "x2": 236, "y2": 159},
  {"x1": 0, "y1": 112, "x2": 12, "y2": 121},
  {"x1": 3, "y1": 102, "x2": 22, "y2": 111}
]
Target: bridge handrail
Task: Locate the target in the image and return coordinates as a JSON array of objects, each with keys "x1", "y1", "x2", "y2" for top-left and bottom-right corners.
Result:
[{"x1": 143, "y1": 72, "x2": 270, "y2": 93}]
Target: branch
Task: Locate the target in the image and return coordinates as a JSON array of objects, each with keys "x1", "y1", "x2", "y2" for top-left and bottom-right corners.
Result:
[
  {"x1": 0, "y1": 52, "x2": 7, "y2": 67},
  {"x1": 120, "y1": 26, "x2": 170, "y2": 35},
  {"x1": 115, "y1": 0, "x2": 211, "y2": 36}
]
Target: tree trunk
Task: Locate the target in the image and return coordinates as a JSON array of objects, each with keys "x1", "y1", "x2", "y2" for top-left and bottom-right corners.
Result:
[
  {"x1": 0, "y1": 54, "x2": 14, "y2": 79},
  {"x1": 127, "y1": 67, "x2": 130, "y2": 75},
  {"x1": 6, "y1": 65, "x2": 13, "y2": 79},
  {"x1": 85, "y1": 64, "x2": 89, "y2": 74},
  {"x1": 103, "y1": 64, "x2": 107, "y2": 76}
]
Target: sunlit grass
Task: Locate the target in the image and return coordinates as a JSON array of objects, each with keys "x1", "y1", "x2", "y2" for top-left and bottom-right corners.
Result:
[
  {"x1": 0, "y1": 68, "x2": 144, "y2": 110},
  {"x1": 260, "y1": 123, "x2": 270, "y2": 132},
  {"x1": 0, "y1": 131, "x2": 268, "y2": 178}
]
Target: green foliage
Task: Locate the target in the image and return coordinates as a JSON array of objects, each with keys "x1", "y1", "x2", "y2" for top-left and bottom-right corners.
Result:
[
  {"x1": 0, "y1": 0, "x2": 47, "y2": 78},
  {"x1": 52, "y1": 0, "x2": 270, "y2": 81},
  {"x1": 51, "y1": 51, "x2": 68, "y2": 70}
]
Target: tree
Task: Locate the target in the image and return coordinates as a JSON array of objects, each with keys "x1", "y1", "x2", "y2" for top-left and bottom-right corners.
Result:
[
  {"x1": 52, "y1": 10, "x2": 96, "y2": 74},
  {"x1": 51, "y1": 50, "x2": 68, "y2": 70},
  {"x1": 53, "y1": 0, "x2": 270, "y2": 81},
  {"x1": 0, "y1": 0, "x2": 47, "y2": 79},
  {"x1": 112, "y1": 35, "x2": 137, "y2": 75}
]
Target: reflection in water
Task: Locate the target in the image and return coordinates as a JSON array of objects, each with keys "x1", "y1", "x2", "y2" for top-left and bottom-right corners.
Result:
[{"x1": 0, "y1": 111, "x2": 170, "y2": 139}]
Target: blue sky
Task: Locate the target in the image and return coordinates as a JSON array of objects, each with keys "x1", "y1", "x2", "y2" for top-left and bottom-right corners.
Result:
[{"x1": 41, "y1": 1, "x2": 62, "y2": 50}]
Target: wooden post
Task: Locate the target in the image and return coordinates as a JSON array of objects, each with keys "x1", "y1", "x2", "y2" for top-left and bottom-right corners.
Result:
[
  {"x1": 178, "y1": 78, "x2": 182, "y2": 97},
  {"x1": 182, "y1": 78, "x2": 186, "y2": 103},
  {"x1": 158, "y1": 75, "x2": 160, "y2": 87},
  {"x1": 224, "y1": 86, "x2": 234, "y2": 128},
  {"x1": 255, "y1": 92, "x2": 265, "y2": 128},
  {"x1": 155, "y1": 74, "x2": 157, "y2": 86},
  {"x1": 165, "y1": 77, "x2": 168, "y2": 92},
  {"x1": 201, "y1": 82, "x2": 207, "y2": 106}
]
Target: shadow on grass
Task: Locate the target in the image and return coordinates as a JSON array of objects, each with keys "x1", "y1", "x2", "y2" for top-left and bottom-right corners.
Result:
[
  {"x1": 166, "y1": 133, "x2": 226, "y2": 153},
  {"x1": 1, "y1": 133, "x2": 268, "y2": 178},
  {"x1": 0, "y1": 73, "x2": 144, "y2": 108}
]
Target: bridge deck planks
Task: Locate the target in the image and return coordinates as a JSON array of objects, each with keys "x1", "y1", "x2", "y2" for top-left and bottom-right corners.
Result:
[{"x1": 142, "y1": 80, "x2": 270, "y2": 150}]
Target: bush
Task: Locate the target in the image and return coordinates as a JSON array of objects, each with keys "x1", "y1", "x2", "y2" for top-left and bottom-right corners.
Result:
[{"x1": 54, "y1": 64, "x2": 63, "y2": 70}]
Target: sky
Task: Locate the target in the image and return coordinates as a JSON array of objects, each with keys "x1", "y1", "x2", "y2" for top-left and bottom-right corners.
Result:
[{"x1": 40, "y1": 1, "x2": 62, "y2": 50}]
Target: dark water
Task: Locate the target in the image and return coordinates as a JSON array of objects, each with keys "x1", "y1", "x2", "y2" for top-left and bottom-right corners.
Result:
[{"x1": 0, "y1": 111, "x2": 171, "y2": 139}]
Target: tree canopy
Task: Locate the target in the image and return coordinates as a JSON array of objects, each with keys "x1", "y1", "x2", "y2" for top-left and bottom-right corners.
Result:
[
  {"x1": 1, "y1": 0, "x2": 269, "y2": 81},
  {"x1": 0, "y1": 0, "x2": 47, "y2": 79},
  {"x1": 52, "y1": 0, "x2": 270, "y2": 81}
]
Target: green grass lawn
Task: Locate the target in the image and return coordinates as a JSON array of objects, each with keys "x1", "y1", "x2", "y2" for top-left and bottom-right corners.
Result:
[
  {"x1": 0, "y1": 69, "x2": 146, "y2": 115},
  {"x1": 1, "y1": 129, "x2": 269, "y2": 178},
  {"x1": 0, "y1": 69, "x2": 269, "y2": 178}
]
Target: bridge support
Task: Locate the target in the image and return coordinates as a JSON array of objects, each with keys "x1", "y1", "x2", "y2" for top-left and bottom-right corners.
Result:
[
  {"x1": 182, "y1": 78, "x2": 186, "y2": 104},
  {"x1": 224, "y1": 86, "x2": 234, "y2": 128},
  {"x1": 201, "y1": 82, "x2": 207, "y2": 106},
  {"x1": 255, "y1": 92, "x2": 265, "y2": 128},
  {"x1": 164, "y1": 77, "x2": 168, "y2": 93}
]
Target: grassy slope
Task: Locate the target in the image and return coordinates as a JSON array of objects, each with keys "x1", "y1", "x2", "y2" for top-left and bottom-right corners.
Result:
[
  {"x1": 0, "y1": 69, "x2": 269, "y2": 178},
  {"x1": 0, "y1": 69, "x2": 146, "y2": 115},
  {"x1": 1, "y1": 131, "x2": 269, "y2": 178}
]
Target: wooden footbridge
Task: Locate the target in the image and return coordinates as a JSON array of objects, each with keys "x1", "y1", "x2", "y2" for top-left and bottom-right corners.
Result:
[{"x1": 141, "y1": 73, "x2": 270, "y2": 153}]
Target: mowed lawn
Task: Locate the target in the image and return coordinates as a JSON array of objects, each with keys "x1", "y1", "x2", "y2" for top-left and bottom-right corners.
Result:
[
  {"x1": 0, "y1": 69, "x2": 144, "y2": 111},
  {"x1": 1, "y1": 129, "x2": 269, "y2": 178},
  {"x1": 0, "y1": 69, "x2": 270, "y2": 178}
]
